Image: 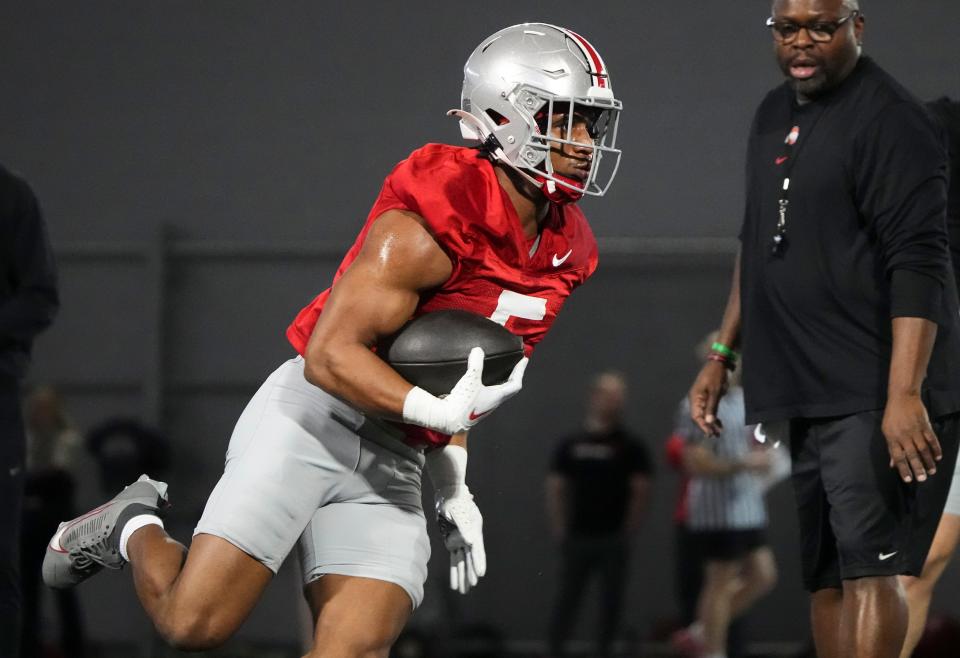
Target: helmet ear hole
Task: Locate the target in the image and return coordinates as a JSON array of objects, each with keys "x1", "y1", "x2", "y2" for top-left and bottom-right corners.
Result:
[{"x1": 485, "y1": 109, "x2": 510, "y2": 126}]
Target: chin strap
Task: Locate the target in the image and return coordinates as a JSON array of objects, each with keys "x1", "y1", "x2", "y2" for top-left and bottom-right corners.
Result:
[{"x1": 447, "y1": 109, "x2": 586, "y2": 205}]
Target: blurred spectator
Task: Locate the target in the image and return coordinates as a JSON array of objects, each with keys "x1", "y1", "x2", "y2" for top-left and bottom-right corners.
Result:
[
  {"x1": 664, "y1": 431, "x2": 700, "y2": 627},
  {"x1": 545, "y1": 371, "x2": 653, "y2": 657},
  {"x1": 665, "y1": 430, "x2": 752, "y2": 658},
  {"x1": 85, "y1": 417, "x2": 171, "y2": 495},
  {"x1": 672, "y1": 334, "x2": 781, "y2": 658},
  {"x1": 20, "y1": 385, "x2": 85, "y2": 658},
  {"x1": 0, "y1": 165, "x2": 59, "y2": 656}
]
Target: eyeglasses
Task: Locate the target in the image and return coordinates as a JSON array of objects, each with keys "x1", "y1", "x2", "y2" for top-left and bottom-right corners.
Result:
[{"x1": 766, "y1": 11, "x2": 859, "y2": 44}]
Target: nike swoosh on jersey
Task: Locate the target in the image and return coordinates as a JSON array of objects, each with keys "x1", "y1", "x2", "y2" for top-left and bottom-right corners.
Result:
[
  {"x1": 878, "y1": 551, "x2": 898, "y2": 561},
  {"x1": 552, "y1": 249, "x2": 573, "y2": 267}
]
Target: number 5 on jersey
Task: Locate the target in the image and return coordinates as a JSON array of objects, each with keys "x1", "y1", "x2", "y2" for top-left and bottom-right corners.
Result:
[{"x1": 489, "y1": 290, "x2": 547, "y2": 326}]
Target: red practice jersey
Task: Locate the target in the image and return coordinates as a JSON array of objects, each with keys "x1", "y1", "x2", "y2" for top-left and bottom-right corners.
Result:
[{"x1": 287, "y1": 144, "x2": 599, "y2": 447}]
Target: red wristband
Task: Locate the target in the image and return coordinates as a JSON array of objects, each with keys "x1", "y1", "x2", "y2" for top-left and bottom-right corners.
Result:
[{"x1": 707, "y1": 352, "x2": 737, "y2": 371}]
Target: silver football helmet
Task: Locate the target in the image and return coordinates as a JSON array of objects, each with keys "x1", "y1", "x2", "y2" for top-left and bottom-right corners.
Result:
[{"x1": 450, "y1": 23, "x2": 622, "y2": 198}]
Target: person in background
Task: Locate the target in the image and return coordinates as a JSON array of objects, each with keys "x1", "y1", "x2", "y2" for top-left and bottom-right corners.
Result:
[
  {"x1": 664, "y1": 431, "x2": 700, "y2": 629},
  {"x1": 0, "y1": 165, "x2": 59, "y2": 657},
  {"x1": 674, "y1": 335, "x2": 779, "y2": 658},
  {"x1": 545, "y1": 371, "x2": 653, "y2": 657},
  {"x1": 688, "y1": 3, "x2": 960, "y2": 656},
  {"x1": 20, "y1": 386, "x2": 85, "y2": 658},
  {"x1": 84, "y1": 416, "x2": 170, "y2": 495}
]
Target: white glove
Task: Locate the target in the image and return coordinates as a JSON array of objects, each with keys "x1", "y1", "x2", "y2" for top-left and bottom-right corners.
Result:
[
  {"x1": 402, "y1": 347, "x2": 528, "y2": 435},
  {"x1": 426, "y1": 444, "x2": 486, "y2": 594}
]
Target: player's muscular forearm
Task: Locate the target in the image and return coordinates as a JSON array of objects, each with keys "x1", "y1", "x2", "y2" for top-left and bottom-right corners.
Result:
[{"x1": 303, "y1": 210, "x2": 453, "y2": 417}]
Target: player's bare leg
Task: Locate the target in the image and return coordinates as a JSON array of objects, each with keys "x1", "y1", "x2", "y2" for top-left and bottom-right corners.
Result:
[
  {"x1": 127, "y1": 529, "x2": 273, "y2": 649},
  {"x1": 839, "y1": 576, "x2": 907, "y2": 658},
  {"x1": 899, "y1": 513, "x2": 960, "y2": 658},
  {"x1": 810, "y1": 587, "x2": 843, "y2": 658},
  {"x1": 43, "y1": 475, "x2": 275, "y2": 650},
  {"x1": 303, "y1": 574, "x2": 411, "y2": 658}
]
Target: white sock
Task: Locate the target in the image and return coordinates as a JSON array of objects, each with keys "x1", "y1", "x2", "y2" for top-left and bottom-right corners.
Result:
[{"x1": 119, "y1": 514, "x2": 164, "y2": 561}]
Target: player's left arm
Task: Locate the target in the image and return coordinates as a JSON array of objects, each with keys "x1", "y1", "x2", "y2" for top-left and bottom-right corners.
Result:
[
  {"x1": 883, "y1": 317, "x2": 941, "y2": 484},
  {"x1": 426, "y1": 432, "x2": 487, "y2": 594}
]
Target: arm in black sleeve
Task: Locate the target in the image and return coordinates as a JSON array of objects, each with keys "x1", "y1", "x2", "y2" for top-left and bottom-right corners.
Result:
[
  {"x1": 925, "y1": 98, "x2": 960, "y2": 295},
  {"x1": 854, "y1": 101, "x2": 950, "y2": 322},
  {"x1": 0, "y1": 172, "x2": 59, "y2": 343}
]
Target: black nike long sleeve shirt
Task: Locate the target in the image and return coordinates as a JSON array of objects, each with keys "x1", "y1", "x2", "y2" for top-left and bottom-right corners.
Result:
[{"x1": 738, "y1": 57, "x2": 960, "y2": 423}]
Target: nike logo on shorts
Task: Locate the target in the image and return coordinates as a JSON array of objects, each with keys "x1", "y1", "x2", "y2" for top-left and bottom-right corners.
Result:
[
  {"x1": 878, "y1": 551, "x2": 898, "y2": 561},
  {"x1": 552, "y1": 250, "x2": 572, "y2": 267}
]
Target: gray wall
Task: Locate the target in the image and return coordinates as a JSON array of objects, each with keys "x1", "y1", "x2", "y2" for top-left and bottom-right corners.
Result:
[{"x1": 3, "y1": 0, "x2": 959, "y2": 652}]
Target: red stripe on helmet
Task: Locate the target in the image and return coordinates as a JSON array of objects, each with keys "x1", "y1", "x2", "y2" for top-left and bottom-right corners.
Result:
[{"x1": 566, "y1": 29, "x2": 607, "y2": 88}]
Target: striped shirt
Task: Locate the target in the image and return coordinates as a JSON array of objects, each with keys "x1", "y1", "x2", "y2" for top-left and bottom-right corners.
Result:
[{"x1": 675, "y1": 387, "x2": 767, "y2": 530}]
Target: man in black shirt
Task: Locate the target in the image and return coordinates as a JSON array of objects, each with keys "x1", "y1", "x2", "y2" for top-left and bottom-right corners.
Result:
[
  {"x1": 0, "y1": 165, "x2": 59, "y2": 656},
  {"x1": 545, "y1": 371, "x2": 653, "y2": 657},
  {"x1": 688, "y1": 2, "x2": 960, "y2": 658}
]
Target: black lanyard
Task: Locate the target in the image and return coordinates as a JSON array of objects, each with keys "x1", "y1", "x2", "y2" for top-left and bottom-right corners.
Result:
[{"x1": 770, "y1": 105, "x2": 824, "y2": 256}]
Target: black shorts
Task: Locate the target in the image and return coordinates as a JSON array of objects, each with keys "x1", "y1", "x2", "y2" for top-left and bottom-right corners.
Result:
[
  {"x1": 789, "y1": 409, "x2": 960, "y2": 591},
  {"x1": 691, "y1": 528, "x2": 767, "y2": 561}
]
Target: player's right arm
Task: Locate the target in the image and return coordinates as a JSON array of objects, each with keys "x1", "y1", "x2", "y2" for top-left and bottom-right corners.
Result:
[
  {"x1": 303, "y1": 209, "x2": 451, "y2": 417},
  {"x1": 688, "y1": 248, "x2": 741, "y2": 436},
  {"x1": 303, "y1": 209, "x2": 527, "y2": 433}
]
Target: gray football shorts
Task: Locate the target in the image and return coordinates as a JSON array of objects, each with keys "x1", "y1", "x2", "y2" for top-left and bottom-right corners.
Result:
[
  {"x1": 945, "y1": 456, "x2": 960, "y2": 516},
  {"x1": 194, "y1": 356, "x2": 430, "y2": 608}
]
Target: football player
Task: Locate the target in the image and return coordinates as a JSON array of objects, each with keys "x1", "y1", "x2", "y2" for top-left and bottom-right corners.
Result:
[{"x1": 42, "y1": 23, "x2": 622, "y2": 656}]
